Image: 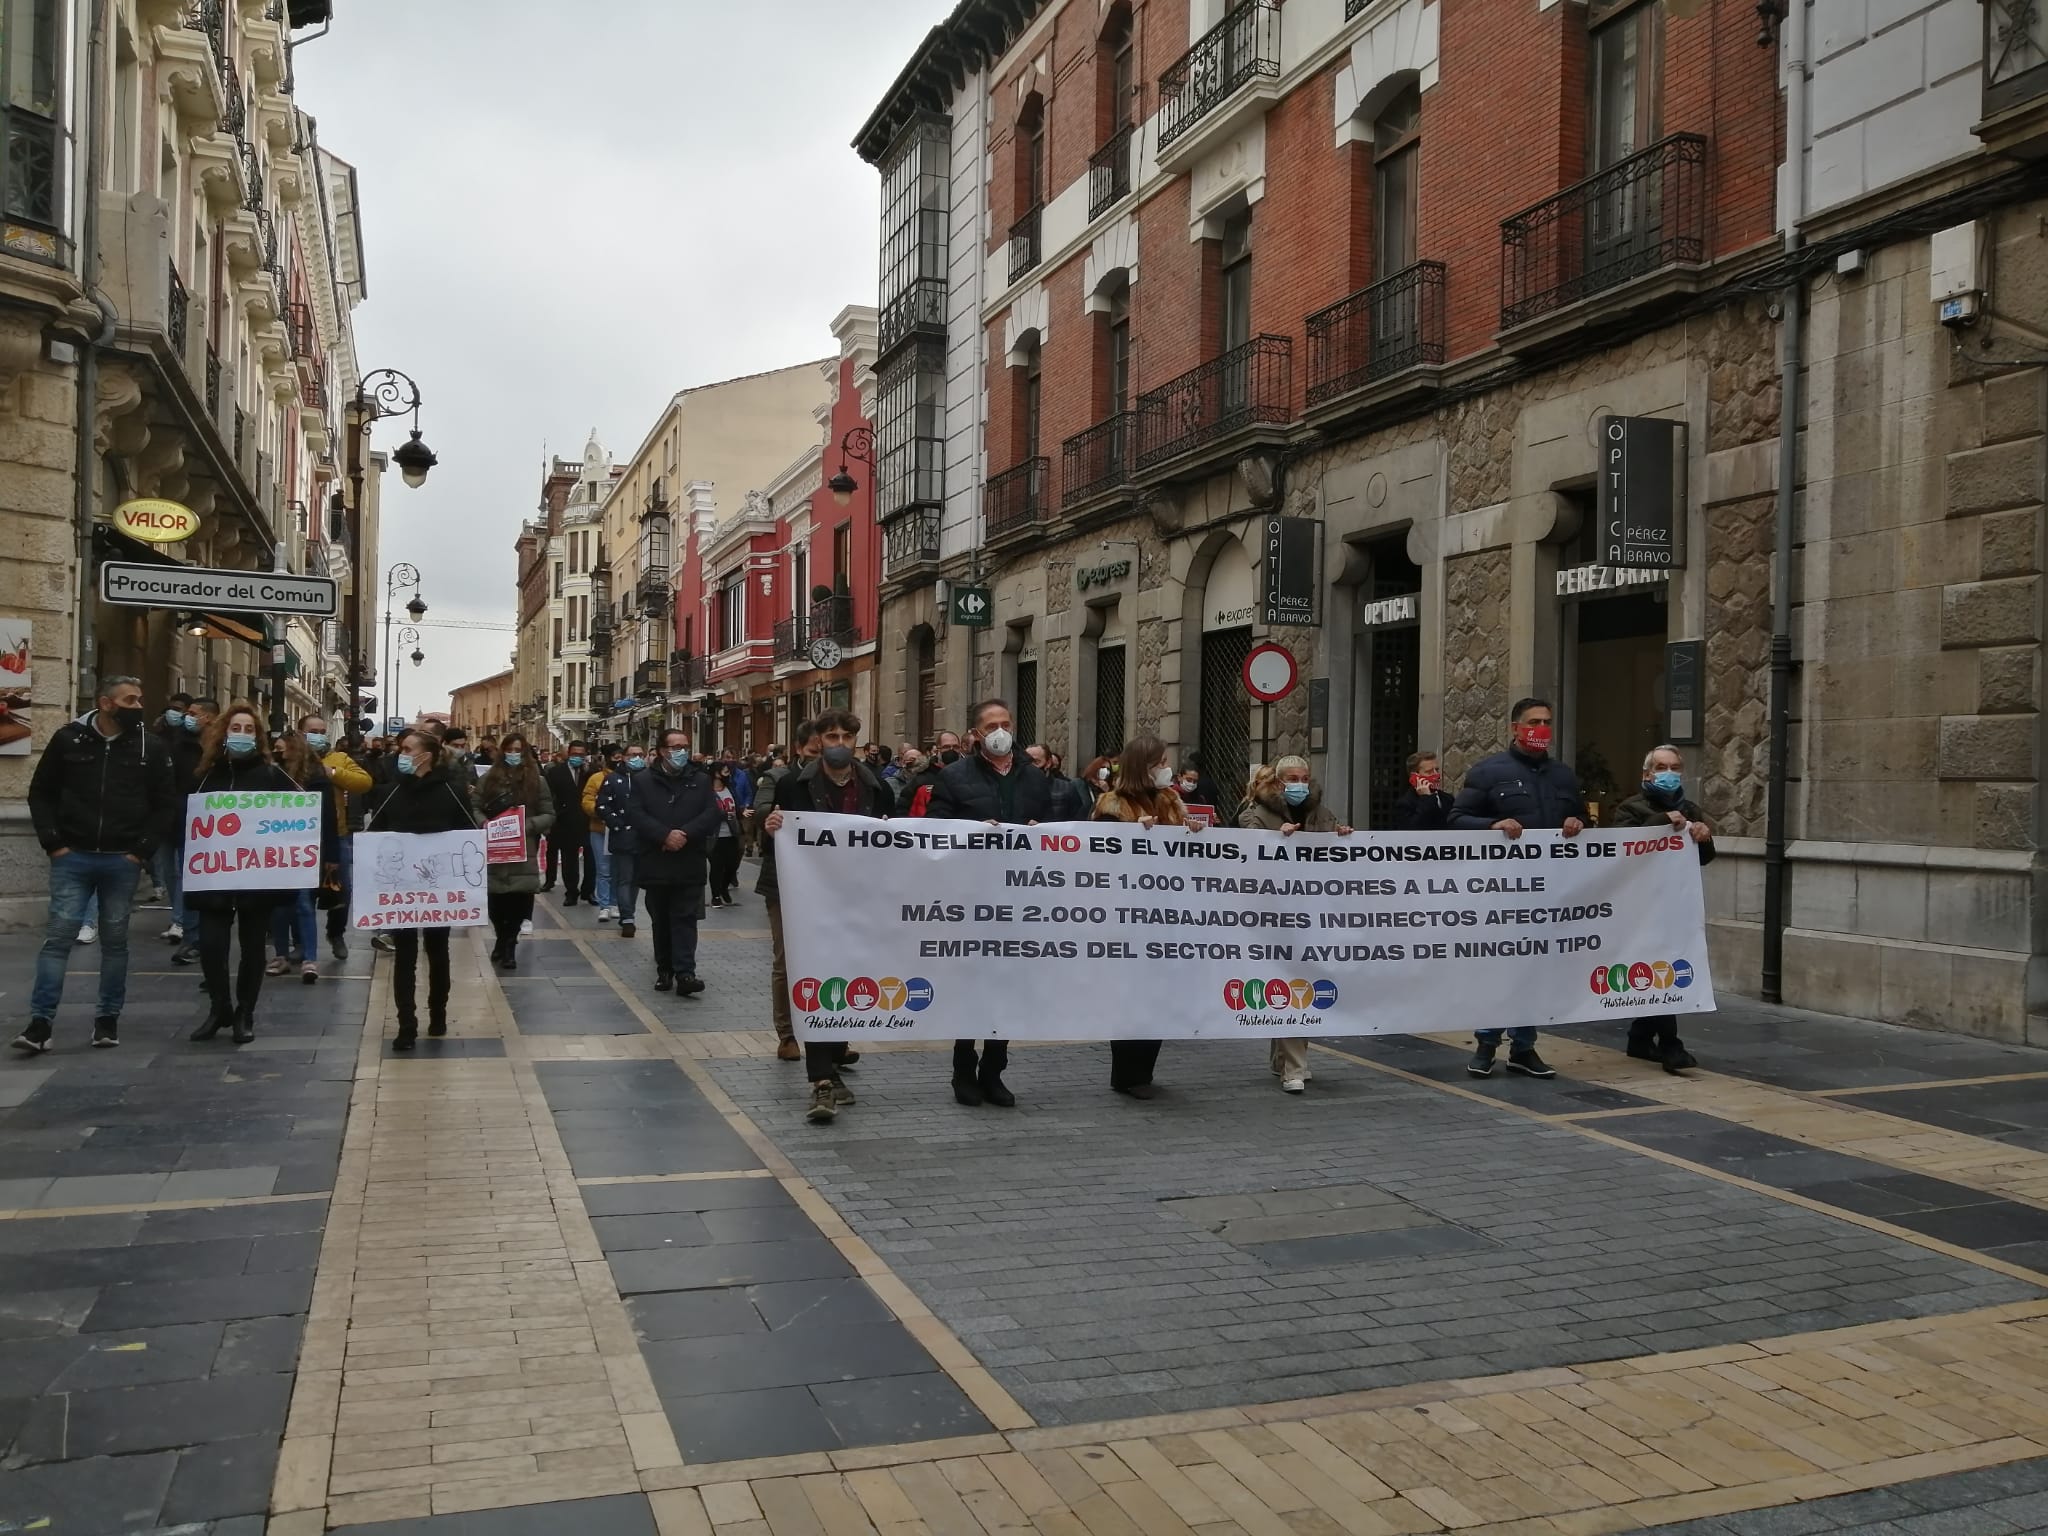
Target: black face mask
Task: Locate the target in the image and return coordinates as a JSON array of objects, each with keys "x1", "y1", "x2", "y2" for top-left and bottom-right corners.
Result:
[
  {"x1": 113, "y1": 706, "x2": 145, "y2": 731},
  {"x1": 939, "y1": 749, "x2": 961, "y2": 765}
]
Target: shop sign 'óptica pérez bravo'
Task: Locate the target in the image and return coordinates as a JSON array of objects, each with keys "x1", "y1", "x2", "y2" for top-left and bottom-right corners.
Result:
[
  {"x1": 1597, "y1": 415, "x2": 1687, "y2": 569},
  {"x1": 1260, "y1": 515, "x2": 1322, "y2": 627}
]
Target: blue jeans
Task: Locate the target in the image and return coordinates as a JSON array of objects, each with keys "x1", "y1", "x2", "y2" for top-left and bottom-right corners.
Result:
[
  {"x1": 32, "y1": 851, "x2": 141, "y2": 1019},
  {"x1": 587, "y1": 833, "x2": 611, "y2": 907},
  {"x1": 610, "y1": 850, "x2": 637, "y2": 922},
  {"x1": 153, "y1": 838, "x2": 186, "y2": 929},
  {"x1": 270, "y1": 890, "x2": 318, "y2": 963},
  {"x1": 1475, "y1": 1027, "x2": 1538, "y2": 1051}
]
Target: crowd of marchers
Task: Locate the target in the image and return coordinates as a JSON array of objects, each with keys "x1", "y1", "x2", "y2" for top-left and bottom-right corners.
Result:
[{"x1": 19, "y1": 681, "x2": 1714, "y2": 1120}]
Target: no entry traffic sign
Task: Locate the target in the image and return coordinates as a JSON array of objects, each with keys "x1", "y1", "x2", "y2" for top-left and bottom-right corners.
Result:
[{"x1": 1242, "y1": 642, "x2": 1297, "y2": 703}]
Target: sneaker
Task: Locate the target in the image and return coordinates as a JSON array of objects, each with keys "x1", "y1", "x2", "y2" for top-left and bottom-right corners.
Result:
[
  {"x1": 371, "y1": 935, "x2": 395, "y2": 953},
  {"x1": 162, "y1": 921, "x2": 184, "y2": 943},
  {"x1": 1280, "y1": 1076, "x2": 1306, "y2": 1094},
  {"x1": 91, "y1": 1016, "x2": 118, "y2": 1049},
  {"x1": 1467, "y1": 1042, "x2": 1497, "y2": 1077},
  {"x1": 330, "y1": 933, "x2": 349, "y2": 960},
  {"x1": 806, "y1": 1080, "x2": 838, "y2": 1124},
  {"x1": 676, "y1": 974, "x2": 706, "y2": 997},
  {"x1": 1506, "y1": 1049, "x2": 1557, "y2": 1079},
  {"x1": 618, "y1": 921, "x2": 635, "y2": 938},
  {"x1": 598, "y1": 906, "x2": 616, "y2": 924},
  {"x1": 776, "y1": 1038, "x2": 801, "y2": 1062},
  {"x1": 12, "y1": 1019, "x2": 52, "y2": 1055},
  {"x1": 520, "y1": 919, "x2": 534, "y2": 935},
  {"x1": 76, "y1": 924, "x2": 97, "y2": 946},
  {"x1": 301, "y1": 963, "x2": 319, "y2": 985},
  {"x1": 265, "y1": 956, "x2": 290, "y2": 976}
]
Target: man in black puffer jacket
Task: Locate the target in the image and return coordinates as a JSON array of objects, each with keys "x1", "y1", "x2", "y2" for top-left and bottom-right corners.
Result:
[
  {"x1": 1449, "y1": 697, "x2": 1586, "y2": 1081},
  {"x1": 626, "y1": 729, "x2": 724, "y2": 998},
  {"x1": 926, "y1": 698, "x2": 1053, "y2": 1108}
]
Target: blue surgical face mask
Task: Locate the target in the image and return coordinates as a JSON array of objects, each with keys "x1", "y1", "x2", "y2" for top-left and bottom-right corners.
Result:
[
  {"x1": 1648, "y1": 769, "x2": 1683, "y2": 796},
  {"x1": 569, "y1": 756, "x2": 584, "y2": 769},
  {"x1": 626, "y1": 756, "x2": 646, "y2": 771},
  {"x1": 503, "y1": 752, "x2": 523, "y2": 767},
  {"x1": 163, "y1": 708, "x2": 187, "y2": 729},
  {"x1": 1282, "y1": 781, "x2": 1311, "y2": 806},
  {"x1": 395, "y1": 753, "x2": 416, "y2": 776},
  {"x1": 184, "y1": 714, "x2": 202, "y2": 733},
  {"x1": 304, "y1": 732, "x2": 329, "y2": 752},
  {"x1": 225, "y1": 733, "x2": 256, "y2": 757},
  {"x1": 667, "y1": 749, "x2": 689, "y2": 769}
]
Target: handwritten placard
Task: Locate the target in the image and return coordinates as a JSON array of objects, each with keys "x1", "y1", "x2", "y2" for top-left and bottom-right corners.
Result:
[
  {"x1": 352, "y1": 830, "x2": 489, "y2": 930},
  {"x1": 183, "y1": 790, "x2": 321, "y2": 892}
]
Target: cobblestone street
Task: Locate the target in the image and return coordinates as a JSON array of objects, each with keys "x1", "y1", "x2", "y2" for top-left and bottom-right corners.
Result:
[{"x1": 8, "y1": 891, "x2": 2048, "y2": 1533}]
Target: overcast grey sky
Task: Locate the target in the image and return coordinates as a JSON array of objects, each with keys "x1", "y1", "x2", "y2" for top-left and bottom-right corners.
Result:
[{"x1": 290, "y1": 1, "x2": 948, "y2": 718}]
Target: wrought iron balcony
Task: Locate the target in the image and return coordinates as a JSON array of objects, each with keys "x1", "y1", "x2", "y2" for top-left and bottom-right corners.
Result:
[
  {"x1": 1306, "y1": 260, "x2": 1447, "y2": 406},
  {"x1": 1062, "y1": 413, "x2": 1133, "y2": 508},
  {"x1": 233, "y1": 407, "x2": 247, "y2": 466},
  {"x1": 1008, "y1": 205, "x2": 1043, "y2": 285},
  {"x1": 985, "y1": 457, "x2": 1051, "y2": 543},
  {"x1": 1134, "y1": 335, "x2": 1293, "y2": 470},
  {"x1": 286, "y1": 301, "x2": 314, "y2": 358},
  {"x1": 240, "y1": 139, "x2": 263, "y2": 211},
  {"x1": 640, "y1": 486, "x2": 669, "y2": 522},
  {"x1": 1346, "y1": 0, "x2": 1369, "y2": 15},
  {"x1": 1089, "y1": 123, "x2": 1135, "y2": 220},
  {"x1": 668, "y1": 648, "x2": 695, "y2": 691},
  {"x1": 1157, "y1": 1, "x2": 1281, "y2": 156},
  {"x1": 1984, "y1": 0, "x2": 2048, "y2": 119},
  {"x1": 772, "y1": 616, "x2": 802, "y2": 662},
  {"x1": 635, "y1": 564, "x2": 670, "y2": 615},
  {"x1": 301, "y1": 375, "x2": 326, "y2": 411},
  {"x1": 589, "y1": 617, "x2": 613, "y2": 658},
  {"x1": 221, "y1": 57, "x2": 245, "y2": 138},
  {"x1": 883, "y1": 506, "x2": 942, "y2": 579},
  {"x1": 1499, "y1": 134, "x2": 1708, "y2": 331},
  {"x1": 205, "y1": 344, "x2": 221, "y2": 416},
  {"x1": 879, "y1": 277, "x2": 947, "y2": 357},
  {"x1": 634, "y1": 660, "x2": 665, "y2": 699},
  {"x1": 185, "y1": 0, "x2": 225, "y2": 64},
  {"x1": 167, "y1": 261, "x2": 188, "y2": 357}
]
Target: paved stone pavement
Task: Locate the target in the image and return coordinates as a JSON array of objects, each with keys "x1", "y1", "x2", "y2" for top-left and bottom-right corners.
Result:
[{"x1": 10, "y1": 875, "x2": 2048, "y2": 1532}]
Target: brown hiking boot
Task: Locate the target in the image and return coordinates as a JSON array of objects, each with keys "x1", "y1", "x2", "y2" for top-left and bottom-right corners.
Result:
[
  {"x1": 806, "y1": 1080, "x2": 837, "y2": 1124},
  {"x1": 776, "y1": 1038, "x2": 801, "y2": 1061}
]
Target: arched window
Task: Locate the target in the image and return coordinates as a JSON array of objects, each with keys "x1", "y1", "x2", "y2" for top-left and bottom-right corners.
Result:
[{"x1": 1373, "y1": 83, "x2": 1420, "y2": 280}]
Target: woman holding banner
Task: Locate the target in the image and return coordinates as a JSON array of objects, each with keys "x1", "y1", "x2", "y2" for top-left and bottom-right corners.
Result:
[
  {"x1": 1239, "y1": 758, "x2": 1354, "y2": 1094},
  {"x1": 266, "y1": 719, "x2": 345, "y2": 984},
  {"x1": 474, "y1": 732, "x2": 555, "y2": 971},
  {"x1": 1091, "y1": 734, "x2": 1196, "y2": 1100},
  {"x1": 189, "y1": 703, "x2": 331, "y2": 1045},
  {"x1": 366, "y1": 729, "x2": 479, "y2": 1050}
]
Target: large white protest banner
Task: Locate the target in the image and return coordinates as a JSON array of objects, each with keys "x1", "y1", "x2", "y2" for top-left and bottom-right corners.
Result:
[
  {"x1": 183, "y1": 789, "x2": 321, "y2": 893},
  {"x1": 351, "y1": 830, "x2": 489, "y2": 931},
  {"x1": 777, "y1": 814, "x2": 1715, "y2": 1041}
]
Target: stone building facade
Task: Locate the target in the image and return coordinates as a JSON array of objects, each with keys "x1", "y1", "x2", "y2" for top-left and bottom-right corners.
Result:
[{"x1": 0, "y1": 0, "x2": 370, "y2": 928}]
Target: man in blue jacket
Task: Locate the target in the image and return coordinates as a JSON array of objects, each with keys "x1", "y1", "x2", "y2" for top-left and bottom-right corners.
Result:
[{"x1": 1448, "y1": 697, "x2": 1586, "y2": 1081}]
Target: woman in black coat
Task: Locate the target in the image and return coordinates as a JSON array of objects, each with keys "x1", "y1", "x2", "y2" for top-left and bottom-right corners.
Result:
[
  {"x1": 188, "y1": 702, "x2": 332, "y2": 1044},
  {"x1": 365, "y1": 730, "x2": 479, "y2": 1050}
]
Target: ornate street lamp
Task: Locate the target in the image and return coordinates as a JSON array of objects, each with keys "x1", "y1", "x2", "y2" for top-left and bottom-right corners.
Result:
[
  {"x1": 826, "y1": 426, "x2": 874, "y2": 507},
  {"x1": 345, "y1": 369, "x2": 435, "y2": 743}
]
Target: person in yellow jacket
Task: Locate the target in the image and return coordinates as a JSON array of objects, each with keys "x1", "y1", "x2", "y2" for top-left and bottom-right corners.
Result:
[
  {"x1": 581, "y1": 753, "x2": 617, "y2": 922},
  {"x1": 320, "y1": 732, "x2": 374, "y2": 959}
]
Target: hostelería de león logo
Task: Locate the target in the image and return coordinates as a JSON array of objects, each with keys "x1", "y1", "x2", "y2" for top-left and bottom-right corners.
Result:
[
  {"x1": 1222, "y1": 978, "x2": 1339, "y2": 1013},
  {"x1": 1589, "y1": 958, "x2": 1694, "y2": 1008},
  {"x1": 792, "y1": 975, "x2": 933, "y2": 1028}
]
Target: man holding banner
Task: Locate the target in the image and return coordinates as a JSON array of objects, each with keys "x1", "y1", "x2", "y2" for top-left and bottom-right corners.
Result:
[
  {"x1": 1448, "y1": 698, "x2": 1587, "y2": 1080},
  {"x1": 926, "y1": 698, "x2": 1054, "y2": 1109}
]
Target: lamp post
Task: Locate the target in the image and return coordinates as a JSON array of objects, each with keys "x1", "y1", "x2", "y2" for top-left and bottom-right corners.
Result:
[
  {"x1": 392, "y1": 624, "x2": 422, "y2": 724},
  {"x1": 381, "y1": 564, "x2": 424, "y2": 733},
  {"x1": 825, "y1": 426, "x2": 874, "y2": 508},
  {"x1": 345, "y1": 369, "x2": 436, "y2": 746}
]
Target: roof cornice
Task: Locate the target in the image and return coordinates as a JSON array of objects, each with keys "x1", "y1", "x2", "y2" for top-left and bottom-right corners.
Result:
[{"x1": 853, "y1": 0, "x2": 1048, "y2": 165}]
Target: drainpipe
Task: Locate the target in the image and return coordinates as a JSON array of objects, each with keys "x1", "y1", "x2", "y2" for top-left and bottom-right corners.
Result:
[
  {"x1": 1761, "y1": 0, "x2": 1809, "y2": 1004},
  {"x1": 70, "y1": 0, "x2": 110, "y2": 713}
]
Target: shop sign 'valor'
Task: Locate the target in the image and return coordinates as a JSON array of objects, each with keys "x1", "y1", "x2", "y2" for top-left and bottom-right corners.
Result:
[
  {"x1": 1596, "y1": 416, "x2": 1686, "y2": 570},
  {"x1": 112, "y1": 498, "x2": 202, "y2": 543}
]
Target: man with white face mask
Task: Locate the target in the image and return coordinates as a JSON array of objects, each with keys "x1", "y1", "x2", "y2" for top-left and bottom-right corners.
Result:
[{"x1": 927, "y1": 697, "x2": 1054, "y2": 1108}]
